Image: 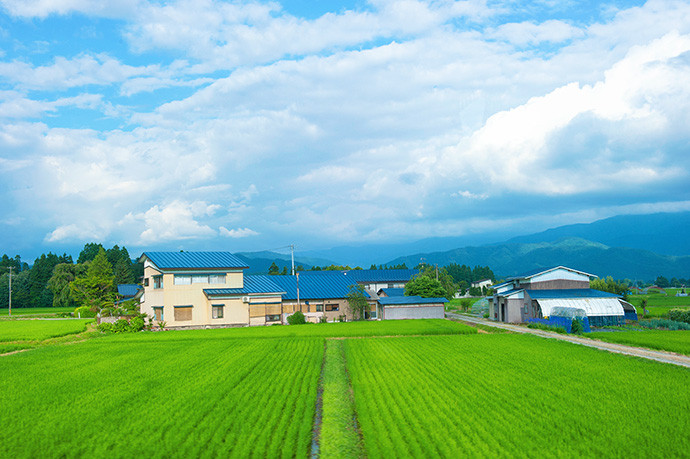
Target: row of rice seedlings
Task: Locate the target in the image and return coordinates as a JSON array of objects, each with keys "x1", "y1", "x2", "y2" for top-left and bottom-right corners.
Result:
[
  {"x1": 344, "y1": 334, "x2": 690, "y2": 458},
  {"x1": 103, "y1": 319, "x2": 477, "y2": 343}
]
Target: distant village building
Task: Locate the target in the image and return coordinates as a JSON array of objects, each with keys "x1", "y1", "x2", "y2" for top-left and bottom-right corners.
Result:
[
  {"x1": 491, "y1": 266, "x2": 637, "y2": 326},
  {"x1": 378, "y1": 296, "x2": 447, "y2": 320},
  {"x1": 471, "y1": 279, "x2": 493, "y2": 290}
]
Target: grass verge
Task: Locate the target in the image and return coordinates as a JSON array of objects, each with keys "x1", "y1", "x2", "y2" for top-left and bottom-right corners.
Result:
[{"x1": 320, "y1": 340, "x2": 364, "y2": 458}]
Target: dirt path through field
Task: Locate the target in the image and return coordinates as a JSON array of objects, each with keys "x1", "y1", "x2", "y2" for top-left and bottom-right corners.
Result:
[{"x1": 447, "y1": 313, "x2": 690, "y2": 368}]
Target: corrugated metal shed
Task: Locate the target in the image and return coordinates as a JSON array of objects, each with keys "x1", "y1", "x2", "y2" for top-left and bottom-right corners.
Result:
[
  {"x1": 378, "y1": 296, "x2": 448, "y2": 305},
  {"x1": 140, "y1": 252, "x2": 248, "y2": 270},
  {"x1": 269, "y1": 274, "x2": 368, "y2": 300},
  {"x1": 204, "y1": 275, "x2": 284, "y2": 296},
  {"x1": 536, "y1": 298, "x2": 624, "y2": 317},
  {"x1": 526, "y1": 289, "x2": 620, "y2": 299},
  {"x1": 117, "y1": 284, "x2": 141, "y2": 297}
]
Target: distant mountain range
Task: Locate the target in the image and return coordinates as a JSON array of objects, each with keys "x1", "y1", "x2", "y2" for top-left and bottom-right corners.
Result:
[
  {"x1": 384, "y1": 237, "x2": 690, "y2": 280},
  {"x1": 237, "y1": 212, "x2": 690, "y2": 280},
  {"x1": 505, "y1": 212, "x2": 690, "y2": 255}
]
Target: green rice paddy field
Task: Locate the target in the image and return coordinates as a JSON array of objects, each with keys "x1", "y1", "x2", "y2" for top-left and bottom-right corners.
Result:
[
  {"x1": 628, "y1": 293, "x2": 690, "y2": 318},
  {"x1": 0, "y1": 320, "x2": 688, "y2": 458},
  {"x1": 586, "y1": 330, "x2": 690, "y2": 355},
  {"x1": 0, "y1": 319, "x2": 94, "y2": 354}
]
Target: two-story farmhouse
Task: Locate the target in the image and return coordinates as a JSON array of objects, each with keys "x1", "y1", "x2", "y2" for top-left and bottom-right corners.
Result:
[
  {"x1": 492, "y1": 266, "x2": 636, "y2": 325},
  {"x1": 139, "y1": 252, "x2": 285, "y2": 327}
]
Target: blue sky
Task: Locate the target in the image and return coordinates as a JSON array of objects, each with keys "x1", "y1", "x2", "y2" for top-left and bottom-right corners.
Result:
[{"x1": 1, "y1": 0, "x2": 689, "y2": 261}]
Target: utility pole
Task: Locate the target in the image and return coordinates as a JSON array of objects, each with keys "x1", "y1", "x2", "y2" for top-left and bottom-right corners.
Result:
[
  {"x1": 290, "y1": 244, "x2": 295, "y2": 276},
  {"x1": 435, "y1": 264, "x2": 438, "y2": 281},
  {"x1": 8, "y1": 266, "x2": 12, "y2": 317},
  {"x1": 296, "y1": 272, "x2": 301, "y2": 312}
]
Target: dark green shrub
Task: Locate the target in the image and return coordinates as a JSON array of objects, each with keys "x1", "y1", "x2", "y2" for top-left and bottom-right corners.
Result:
[
  {"x1": 129, "y1": 316, "x2": 145, "y2": 332},
  {"x1": 98, "y1": 322, "x2": 114, "y2": 333},
  {"x1": 113, "y1": 319, "x2": 130, "y2": 333},
  {"x1": 667, "y1": 308, "x2": 690, "y2": 324},
  {"x1": 483, "y1": 312, "x2": 490, "y2": 318},
  {"x1": 571, "y1": 318, "x2": 584, "y2": 334},
  {"x1": 287, "y1": 311, "x2": 306, "y2": 325}
]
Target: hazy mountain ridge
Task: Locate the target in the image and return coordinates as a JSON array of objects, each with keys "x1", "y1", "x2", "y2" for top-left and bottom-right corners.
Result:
[
  {"x1": 385, "y1": 237, "x2": 690, "y2": 280},
  {"x1": 506, "y1": 212, "x2": 690, "y2": 255},
  {"x1": 237, "y1": 212, "x2": 690, "y2": 278}
]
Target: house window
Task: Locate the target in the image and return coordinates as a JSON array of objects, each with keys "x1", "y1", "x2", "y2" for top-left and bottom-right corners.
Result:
[
  {"x1": 153, "y1": 307, "x2": 164, "y2": 321},
  {"x1": 174, "y1": 306, "x2": 193, "y2": 321},
  {"x1": 153, "y1": 275, "x2": 163, "y2": 289},
  {"x1": 192, "y1": 275, "x2": 207, "y2": 284},
  {"x1": 369, "y1": 309, "x2": 377, "y2": 319},
  {"x1": 212, "y1": 304, "x2": 224, "y2": 319},
  {"x1": 174, "y1": 275, "x2": 192, "y2": 285},
  {"x1": 144, "y1": 278, "x2": 149, "y2": 287},
  {"x1": 209, "y1": 274, "x2": 225, "y2": 284},
  {"x1": 266, "y1": 314, "x2": 281, "y2": 322},
  {"x1": 326, "y1": 304, "x2": 339, "y2": 312},
  {"x1": 315, "y1": 304, "x2": 323, "y2": 312}
]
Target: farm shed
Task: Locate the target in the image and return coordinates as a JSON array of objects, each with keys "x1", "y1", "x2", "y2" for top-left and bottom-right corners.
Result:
[
  {"x1": 378, "y1": 296, "x2": 447, "y2": 320},
  {"x1": 492, "y1": 266, "x2": 638, "y2": 324},
  {"x1": 527, "y1": 289, "x2": 636, "y2": 326}
]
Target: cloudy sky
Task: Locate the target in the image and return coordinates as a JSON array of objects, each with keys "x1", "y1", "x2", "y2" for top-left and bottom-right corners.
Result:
[{"x1": 1, "y1": 0, "x2": 689, "y2": 260}]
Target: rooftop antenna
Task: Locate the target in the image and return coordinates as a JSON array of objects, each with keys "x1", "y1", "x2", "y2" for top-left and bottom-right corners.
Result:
[{"x1": 290, "y1": 244, "x2": 295, "y2": 275}]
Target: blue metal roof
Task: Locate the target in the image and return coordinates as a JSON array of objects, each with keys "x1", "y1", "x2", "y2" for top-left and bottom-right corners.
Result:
[
  {"x1": 497, "y1": 288, "x2": 524, "y2": 297},
  {"x1": 378, "y1": 296, "x2": 448, "y2": 305},
  {"x1": 204, "y1": 275, "x2": 284, "y2": 296},
  {"x1": 526, "y1": 289, "x2": 620, "y2": 299},
  {"x1": 268, "y1": 274, "x2": 369, "y2": 300},
  {"x1": 300, "y1": 269, "x2": 418, "y2": 283},
  {"x1": 379, "y1": 288, "x2": 405, "y2": 297},
  {"x1": 117, "y1": 284, "x2": 141, "y2": 297},
  {"x1": 141, "y1": 252, "x2": 247, "y2": 270}
]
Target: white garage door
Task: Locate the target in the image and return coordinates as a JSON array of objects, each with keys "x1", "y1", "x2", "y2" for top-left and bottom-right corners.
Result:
[{"x1": 385, "y1": 305, "x2": 445, "y2": 320}]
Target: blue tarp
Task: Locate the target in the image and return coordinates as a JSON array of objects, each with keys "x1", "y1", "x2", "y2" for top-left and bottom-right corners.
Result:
[
  {"x1": 528, "y1": 316, "x2": 591, "y2": 333},
  {"x1": 624, "y1": 311, "x2": 638, "y2": 321}
]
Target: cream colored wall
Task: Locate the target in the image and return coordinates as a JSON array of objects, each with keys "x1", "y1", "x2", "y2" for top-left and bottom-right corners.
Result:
[
  {"x1": 140, "y1": 264, "x2": 249, "y2": 327},
  {"x1": 208, "y1": 298, "x2": 249, "y2": 325}
]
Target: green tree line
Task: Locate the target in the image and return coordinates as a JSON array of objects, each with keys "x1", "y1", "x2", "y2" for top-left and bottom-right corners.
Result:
[
  {"x1": 0, "y1": 243, "x2": 142, "y2": 310},
  {"x1": 405, "y1": 263, "x2": 496, "y2": 300}
]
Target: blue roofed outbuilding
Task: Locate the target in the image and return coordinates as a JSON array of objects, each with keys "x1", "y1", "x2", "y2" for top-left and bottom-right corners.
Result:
[
  {"x1": 377, "y1": 295, "x2": 447, "y2": 320},
  {"x1": 117, "y1": 284, "x2": 141, "y2": 298}
]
